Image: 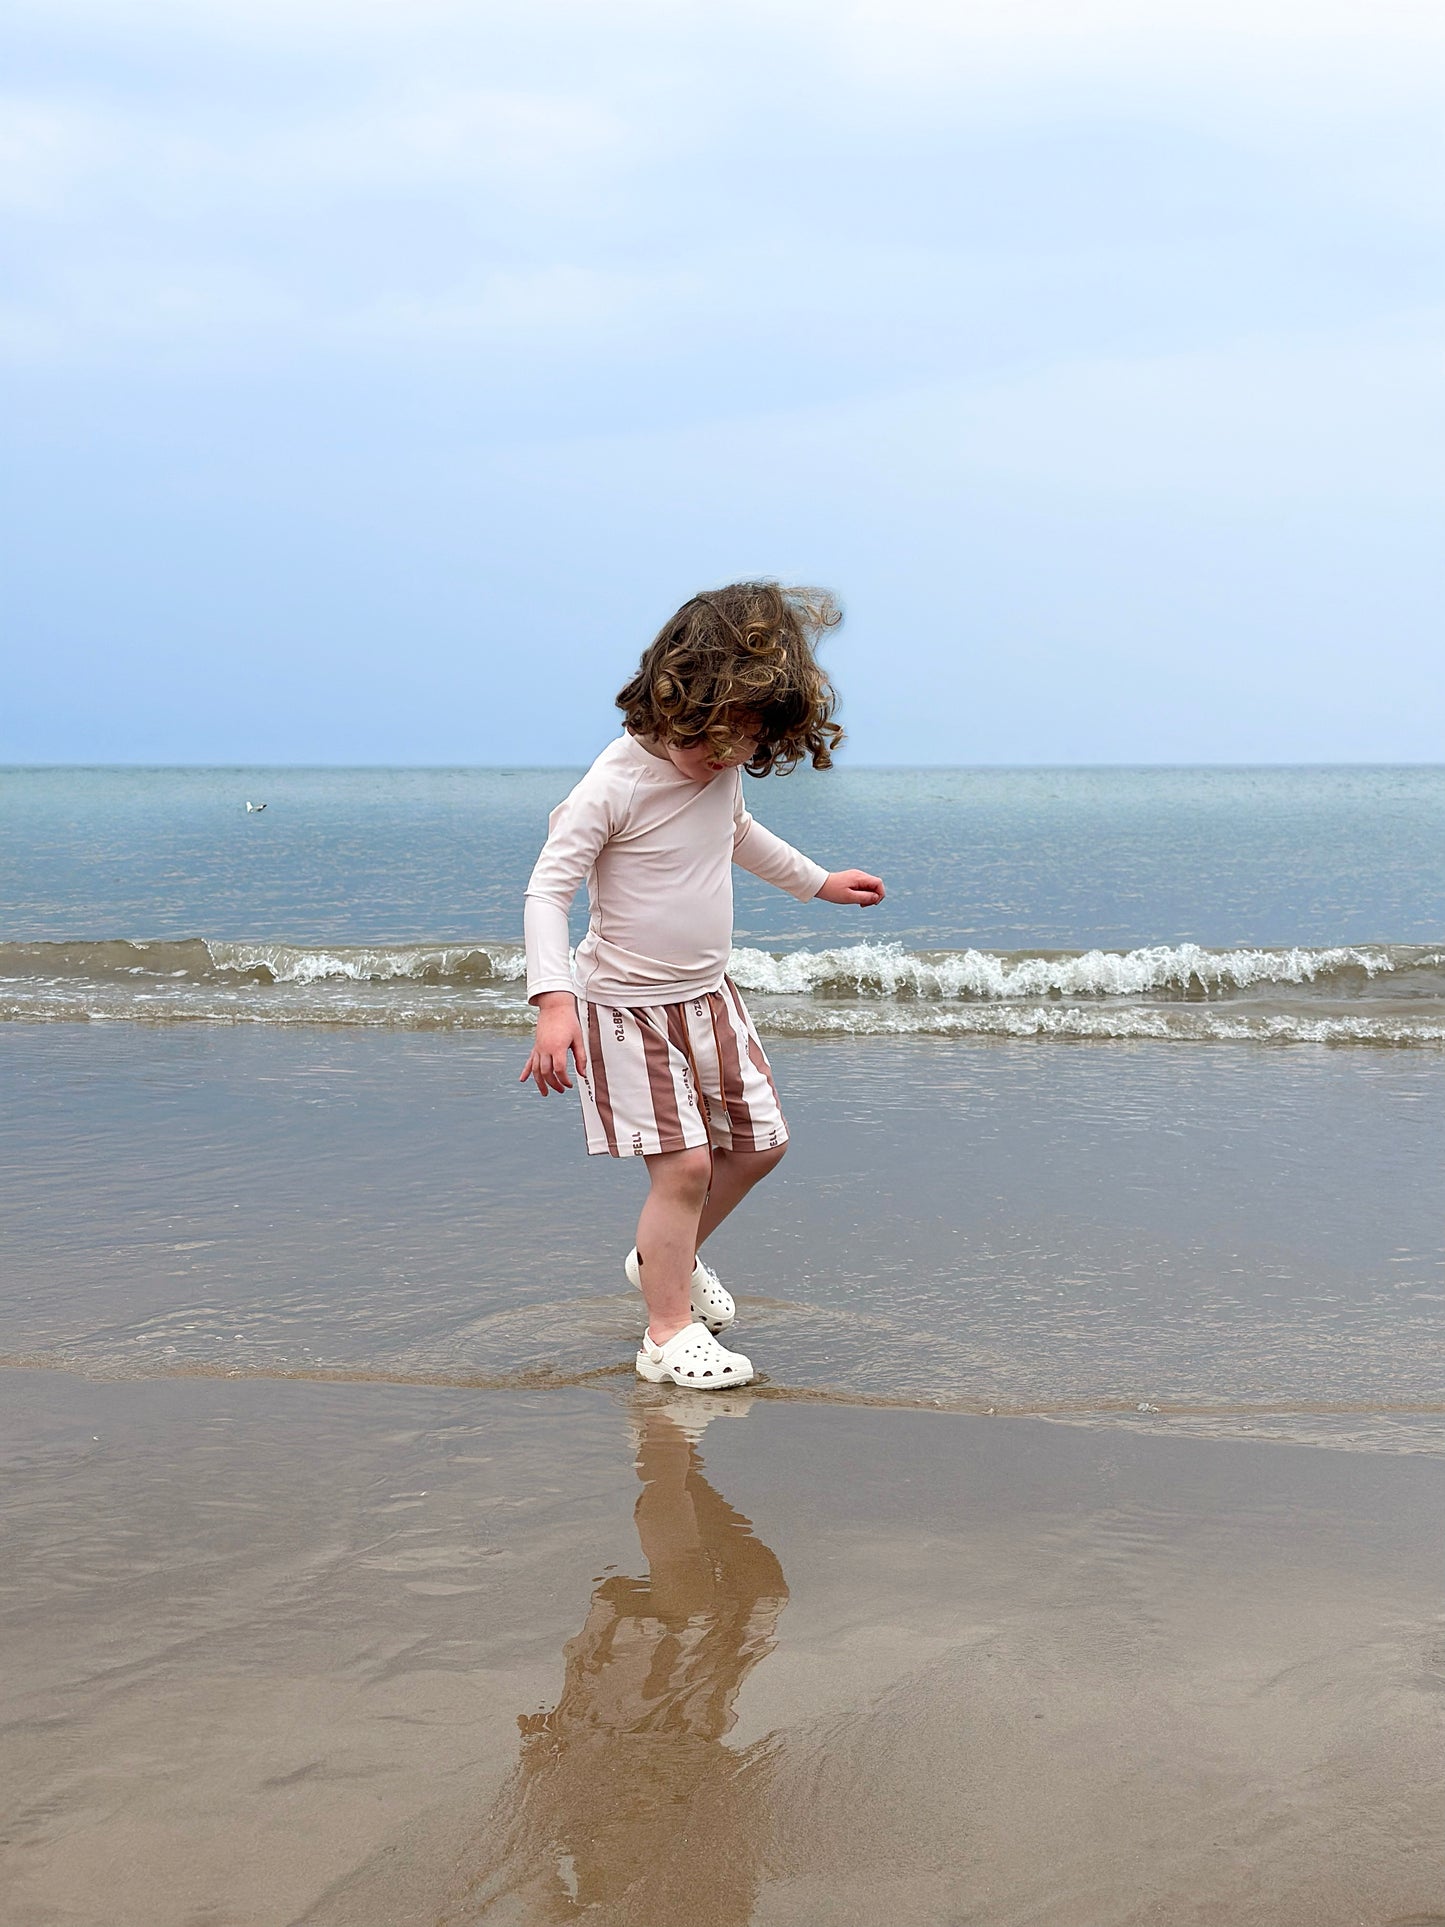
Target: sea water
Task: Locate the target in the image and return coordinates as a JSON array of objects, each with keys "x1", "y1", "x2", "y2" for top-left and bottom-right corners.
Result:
[
  {"x1": 2, "y1": 764, "x2": 1443, "y2": 1447},
  {"x1": 3, "y1": 763, "x2": 1444, "y2": 1041}
]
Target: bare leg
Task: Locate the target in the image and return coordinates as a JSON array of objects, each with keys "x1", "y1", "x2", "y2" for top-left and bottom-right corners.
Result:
[
  {"x1": 636, "y1": 1147, "x2": 713, "y2": 1347},
  {"x1": 695, "y1": 1143, "x2": 787, "y2": 1250}
]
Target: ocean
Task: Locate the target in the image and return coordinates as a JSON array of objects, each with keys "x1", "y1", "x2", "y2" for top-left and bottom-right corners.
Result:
[
  {"x1": 7, "y1": 763, "x2": 1445, "y2": 1925},
  {"x1": 3, "y1": 762, "x2": 1444, "y2": 1449},
  {"x1": 4, "y1": 762, "x2": 1445, "y2": 1042}
]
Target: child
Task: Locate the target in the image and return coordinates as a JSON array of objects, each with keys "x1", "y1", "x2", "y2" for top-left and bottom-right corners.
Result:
[{"x1": 519, "y1": 583, "x2": 884, "y2": 1390}]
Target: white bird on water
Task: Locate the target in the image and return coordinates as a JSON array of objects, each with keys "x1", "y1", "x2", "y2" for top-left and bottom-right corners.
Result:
[{"x1": 246, "y1": 801, "x2": 267, "y2": 812}]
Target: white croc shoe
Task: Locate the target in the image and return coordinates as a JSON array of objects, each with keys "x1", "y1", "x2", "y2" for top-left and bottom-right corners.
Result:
[
  {"x1": 636, "y1": 1325, "x2": 755, "y2": 1390},
  {"x1": 625, "y1": 1247, "x2": 736, "y2": 1334}
]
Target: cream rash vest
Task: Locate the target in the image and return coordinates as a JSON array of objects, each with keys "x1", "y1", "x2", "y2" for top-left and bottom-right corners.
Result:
[{"x1": 524, "y1": 731, "x2": 828, "y2": 1006}]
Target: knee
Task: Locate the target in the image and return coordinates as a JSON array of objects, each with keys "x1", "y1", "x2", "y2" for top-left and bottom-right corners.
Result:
[
  {"x1": 655, "y1": 1146, "x2": 713, "y2": 1204},
  {"x1": 752, "y1": 1141, "x2": 788, "y2": 1176}
]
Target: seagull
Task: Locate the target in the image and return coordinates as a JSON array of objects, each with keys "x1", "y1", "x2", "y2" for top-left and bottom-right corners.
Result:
[{"x1": 246, "y1": 801, "x2": 267, "y2": 812}]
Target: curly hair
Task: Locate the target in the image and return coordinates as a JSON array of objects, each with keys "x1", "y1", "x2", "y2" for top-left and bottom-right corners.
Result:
[{"x1": 616, "y1": 582, "x2": 844, "y2": 776}]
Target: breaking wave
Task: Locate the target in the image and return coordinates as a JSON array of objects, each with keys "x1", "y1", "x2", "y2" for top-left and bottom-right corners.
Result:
[
  {"x1": 726, "y1": 940, "x2": 1422, "y2": 1001},
  {"x1": 2, "y1": 938, "x2": 1443, "y2": 1045},
  {"x1": 0, "y1": 937, "x2": 528, "y2": 986}
]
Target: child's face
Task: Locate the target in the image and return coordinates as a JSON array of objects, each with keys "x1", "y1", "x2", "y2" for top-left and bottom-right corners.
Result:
[{"x1": 663, "y1": 714, "x2": 761, "y2": 784}]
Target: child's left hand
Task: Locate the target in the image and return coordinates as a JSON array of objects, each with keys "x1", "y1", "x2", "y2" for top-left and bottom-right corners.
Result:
[{"x1": 816, "y1": 868, "x2": 885, "y2": 907}]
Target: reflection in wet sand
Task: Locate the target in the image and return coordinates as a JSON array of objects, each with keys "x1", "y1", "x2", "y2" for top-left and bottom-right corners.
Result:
[{"x1": 450, "y1": 1397, "x2": 786, "y2": 1925}]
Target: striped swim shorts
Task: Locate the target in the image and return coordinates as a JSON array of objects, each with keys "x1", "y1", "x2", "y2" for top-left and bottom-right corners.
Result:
[{"x1": 576, "y1": 977, "x2": 787, "y2": 1159}]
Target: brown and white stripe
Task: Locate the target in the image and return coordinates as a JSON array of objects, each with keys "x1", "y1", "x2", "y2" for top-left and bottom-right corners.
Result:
[{"x1": 574, "y1": 978, "x2": 787, "y2": 1159}]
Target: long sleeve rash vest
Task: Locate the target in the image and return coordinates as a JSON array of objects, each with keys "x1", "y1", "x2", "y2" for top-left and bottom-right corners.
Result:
[{"x1": 524, "y1": 732, "x2": 828, "y2": 1006}]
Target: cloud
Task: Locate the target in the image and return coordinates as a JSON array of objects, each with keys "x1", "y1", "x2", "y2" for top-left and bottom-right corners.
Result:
[
  {"x1": 2, "y1": 0, "x2": 1443, "y2": 763},
  {"x1": 347, "y1": 262, "x2": 703, "y2": 344},
  {"x1": 0, "y1": 96, "x2": 111, "y2": 212},
  {"x1": 0, "y1": 85, "x2": 633, "y2": 213},
  {"x1": 481, "y1": 305, "x2": 1445, "y2": 520}
]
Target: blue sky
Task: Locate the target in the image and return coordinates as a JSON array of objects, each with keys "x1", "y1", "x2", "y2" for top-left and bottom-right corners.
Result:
[{"x1": 4, "y1": 0, "x2": 1443, "y2": 764}]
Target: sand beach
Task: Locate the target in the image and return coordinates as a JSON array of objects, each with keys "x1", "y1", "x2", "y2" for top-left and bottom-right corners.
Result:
[{"x1": 3, "y1": 1367, "x2": 1443, "y2": 1926}]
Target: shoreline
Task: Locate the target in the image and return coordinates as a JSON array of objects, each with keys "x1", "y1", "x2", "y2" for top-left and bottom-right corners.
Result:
[{"x1": 4, "y1": 1350, "x2": 1445, "y2": 1453}]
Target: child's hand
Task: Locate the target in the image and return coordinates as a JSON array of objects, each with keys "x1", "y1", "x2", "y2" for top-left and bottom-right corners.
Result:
[
  {"x1": 519, "y1": 993, "x2": 588, "y2": 1095},
  {"x1": 816, "y1": 868, "x2": 886, "y2": 908}
]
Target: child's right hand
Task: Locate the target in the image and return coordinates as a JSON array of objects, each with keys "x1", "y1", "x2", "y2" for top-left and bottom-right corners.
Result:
[{"x1": 519, "y1": 993, "x2": 588, "y2": 1096}]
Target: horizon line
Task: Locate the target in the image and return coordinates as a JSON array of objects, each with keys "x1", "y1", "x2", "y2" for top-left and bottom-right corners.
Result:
[{"x1": 3, "y1": 759, "x2": 1444, "y2": 775}]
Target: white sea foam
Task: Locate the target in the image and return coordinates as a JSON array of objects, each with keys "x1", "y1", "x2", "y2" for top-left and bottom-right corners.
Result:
[
  {"x1": 2, "y1": 937, "x2": 1441, "y2": 1044},
  {"x1": 726, "y1": 940, "x2": 1399, "y2": 1001},
  {"x1": 206, "y1": 941, "x2": 528, "y2": 985},
  {"x1": 0, "y1": 936, "x2": 1418, "y2": 998},
  {"x1": 737, "y1": 1002, "x2": 1445, "y2": 1045},
  {"x1": 2, "y1": 986, "x2": 1441, "y2": 1044}
]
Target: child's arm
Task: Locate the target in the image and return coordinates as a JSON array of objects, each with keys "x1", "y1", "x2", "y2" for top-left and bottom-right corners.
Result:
[
  {"x1": 732, "y1": 786, "x2": 885, "y2": 910},
  {"x1": 518, "y1": 774, "x2": 620, "y2": 1096}
]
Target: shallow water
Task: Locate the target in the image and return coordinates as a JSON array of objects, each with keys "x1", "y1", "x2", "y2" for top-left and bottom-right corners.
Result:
[
  {"x1": 5, "y1": 1024, "x2": 1441, "y2": 1453},
  {"x1": 4, "y1": 763, "x2": 1443, "y2": 1447}
]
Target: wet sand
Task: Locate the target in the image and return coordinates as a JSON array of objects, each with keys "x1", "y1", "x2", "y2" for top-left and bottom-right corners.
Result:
[{"x1": 3, "y1": 1365, "x2": 1442, "y2": 1927}]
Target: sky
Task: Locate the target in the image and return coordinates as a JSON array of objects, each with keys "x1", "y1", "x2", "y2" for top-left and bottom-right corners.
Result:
[{"x1": 3, "y1": 0, "x2": 1443, "y2": 765}]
